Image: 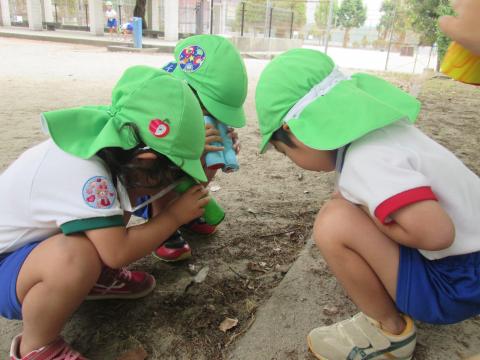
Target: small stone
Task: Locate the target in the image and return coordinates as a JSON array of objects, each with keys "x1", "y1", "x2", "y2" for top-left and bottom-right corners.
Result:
[{"x1": 323, "y1": 305, "x2": 339, "y2": 316}]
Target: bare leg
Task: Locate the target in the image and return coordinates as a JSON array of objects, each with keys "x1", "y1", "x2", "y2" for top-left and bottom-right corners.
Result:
[
  {"x1": 314, "y1": 198, "x2": 405, "y2": 334},
  {"x1": 16, "y1": 234, "x2": 102, "y2": 357}
]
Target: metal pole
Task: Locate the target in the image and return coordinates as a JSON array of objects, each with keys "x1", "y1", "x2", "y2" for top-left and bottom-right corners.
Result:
[
  {"x1": 210, "y1": 0, "x2": 213, "y2": 34},
  {"x1": 324, "y1": 0, "x2": 335, "y2": 54},
  {"x1": 427, "y1": 45, "x2": 434, "y2": 69},
  {"x1": 85, "y1": 3, "x2": 88, "y2": 26},
  {"x1": 264, "y1": 0, "x2": 270, "y2": 37},
  {"x1": 289, "y1": 8, "x2": 294, "y2": 39},
  {"x1": 268, "y1": 6, "x2": 273, "y2": 38},
  {"x1": 196, "y1": 0, "x2": 204, "y2": 34},
  {"x1": 241, "y1": 2, "x2": 245, "y2": 36},
  {"x1": 54, "y1": 3, "x2": 58, "y2": 23},
  {"x1": 412, "y1": 45, "x2": 419, "y2": 73},
  {"x1": 384, "y1": 0, "x2": 398, "y2": 71},
  {"x1": 118, "y1": 5, "x2": 122, "y2": 26}
]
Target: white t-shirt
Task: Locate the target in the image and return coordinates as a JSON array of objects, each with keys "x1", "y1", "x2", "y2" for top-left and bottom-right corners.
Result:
[
  {"x1": 338, "y1": 120, "x2": 480, "y2": 260},
  {"x1": 0, "y1": 140, "x2": 124, "y2": 254},
  {"x1": 105, "y1": 9, "x2": 117, "y2": 20}
]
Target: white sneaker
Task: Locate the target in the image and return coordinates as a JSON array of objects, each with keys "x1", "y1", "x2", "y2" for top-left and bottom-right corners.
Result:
[{"x1": 307, "y1": 313, "x2": 416, "y2": 360}]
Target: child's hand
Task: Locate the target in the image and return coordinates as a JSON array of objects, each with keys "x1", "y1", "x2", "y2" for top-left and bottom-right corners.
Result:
[
  {"x1": 205, "y1": 123, "x2": 224, "y2": 153},
  {"x1": 439, "y1": 0, "x2": 480, "y2": 55},
  {"x1": 228, "y1": 128, "x2": 241, "y2": 154},
  {"x1": 166, "y1": 185, "x2": 210, "y2": 225}
]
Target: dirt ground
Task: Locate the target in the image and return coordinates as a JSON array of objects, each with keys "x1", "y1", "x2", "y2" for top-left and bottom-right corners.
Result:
[{"x1": 0, "y1": 37, "x2": 479, "y2": 360}]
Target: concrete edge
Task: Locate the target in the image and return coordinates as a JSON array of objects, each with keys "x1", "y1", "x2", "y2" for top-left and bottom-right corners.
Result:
[{"x1": 0, "y1": 30, "x2": 175, "y2": 53}]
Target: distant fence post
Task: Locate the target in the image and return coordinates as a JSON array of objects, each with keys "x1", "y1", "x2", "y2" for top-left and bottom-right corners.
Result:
[
  {"x1": 289, "y1": 8, "x2": 294, "y2": 39},
  {"x1": 324, "y1": 0, "x2": 334, "y2": 53},
  {"x1": 427, "y1": 45, "x2": 434, "y2": 69},
  {"x1": 240, "y1": 2, "x2": 245, "y2": 36},
  {"x1": 412, "y1": 45, "x2": 419, "y2": 73},
  {"x1": 384, "y1": 0, "x2": 398, "y2": 71},
  {"x1": 210, "y1": 0, "x2": 213, "y2": 34},
  {"x1": 268, "y1": 6, "x2": 273, "y2": 38}
]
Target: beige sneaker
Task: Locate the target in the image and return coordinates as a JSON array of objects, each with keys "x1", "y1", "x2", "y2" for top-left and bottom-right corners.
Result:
[{"x1": 307, "y1": 313, "x2": 416, "y2": 360}]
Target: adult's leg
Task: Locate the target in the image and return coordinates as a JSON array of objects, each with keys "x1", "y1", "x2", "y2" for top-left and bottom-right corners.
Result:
[
  {"x1": 314, "y1": 198, "x2": 405, "y2": 334},
  {"x1": 16, "y1": 234, "x2": 102, "y2": 357}
]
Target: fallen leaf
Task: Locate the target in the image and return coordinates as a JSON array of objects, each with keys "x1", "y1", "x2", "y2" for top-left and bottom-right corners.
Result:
[
  {"x1": 193, "y1": 266, "x2": 209, "y2": 283},
  {"x1": 116, "y1": 346, "x2": 147, "y2": 360},
  {"x1": 219, "y1": 317, "x2": 239, "y2": 332}
]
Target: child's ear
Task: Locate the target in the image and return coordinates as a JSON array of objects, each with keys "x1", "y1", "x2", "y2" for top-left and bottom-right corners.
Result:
[{"x1": 282, "y1": 123, "x2": 292, "y2": 133}]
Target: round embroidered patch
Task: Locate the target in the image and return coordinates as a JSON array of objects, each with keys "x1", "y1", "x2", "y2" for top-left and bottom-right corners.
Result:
[
  {"x1": 179, "y1": 45, "x2": 206, "y2": 72},
  {"x1": 149, "y1": 119, "x2": 170, "y2": 138},
  {"x1": 82, "y1": 176, "x2": 116, "y2": 209}
]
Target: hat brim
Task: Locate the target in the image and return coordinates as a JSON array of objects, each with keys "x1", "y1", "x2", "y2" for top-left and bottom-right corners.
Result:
[
  {"x1": 197, "y1": 92, "x2": 246, "y2": 128},
  {"x1": 273, "y1": 73, "x2": 421, "y2": 151},
  {"x1": 259, "y1": 130, "x2": 276, "y2": 154},
  {"x1": 167, "y1": 155, "x2": 207, "y2": 183}
]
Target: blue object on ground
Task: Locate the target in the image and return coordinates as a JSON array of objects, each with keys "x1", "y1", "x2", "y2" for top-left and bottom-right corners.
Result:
[{"x1": 133, "y1": 17, "x2": 142, "y2": 48}]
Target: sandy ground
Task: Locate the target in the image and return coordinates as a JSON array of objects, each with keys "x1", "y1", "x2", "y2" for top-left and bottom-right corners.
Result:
[{"x1": 0, "y1": 37, "x2": 479, "y2": 359}]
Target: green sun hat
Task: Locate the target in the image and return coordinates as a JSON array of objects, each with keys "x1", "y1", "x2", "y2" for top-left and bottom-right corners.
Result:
[
  {"x1": 167, "y1": 34, "x2": 248, "y2": 128},
  {"x1": 41, "y1": 65, "x2": 207, "y2": 182},
  {"x1": 256, "y1": 48, "x2": 421, "y2": 153}
]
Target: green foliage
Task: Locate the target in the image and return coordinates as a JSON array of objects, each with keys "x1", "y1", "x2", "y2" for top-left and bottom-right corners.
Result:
[
  {"x1": 315, "y1": 0, "x2": 338, "y2": 28},
  {"x1": 337, "y1": 0, "x2": 366, "y2": 47},
  {"x1": 407, "y1": 0, "x2": 453, "y2": 67},
  {"x1": 377, "y1": 0, "x2": 411, "y2": 42},
  {"x1": 337, "y1": 0, "x2": 366, "y2": 29},
  {"x1": 408, "y1": 0, "x2": 450, "y2": 45}
]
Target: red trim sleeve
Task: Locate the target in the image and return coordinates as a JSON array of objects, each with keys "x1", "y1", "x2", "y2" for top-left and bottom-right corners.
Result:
[{"x1": 374, "y1": 186, "x2": 438, "y2": 224}]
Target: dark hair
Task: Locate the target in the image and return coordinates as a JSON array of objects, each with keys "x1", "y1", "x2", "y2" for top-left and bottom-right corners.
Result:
[
  {"x1": 96, "y1": 123, "x2": 184, "y2": 189},
  {"x1": 271, "y1": 126, "x2": 296, "y2": 148}
]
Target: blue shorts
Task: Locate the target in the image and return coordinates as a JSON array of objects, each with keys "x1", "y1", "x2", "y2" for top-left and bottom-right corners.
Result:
[
  {"x1": 396, "y1": 246, "x2": 480, "y2": 324},
  {"x1": 107, "y1": 19, "x2": 117, "y2": 28},
  {"x1": 0, "y1": 242, "x2": 41, "y2": 320},
  {"x1": 133, "y1": 196, "x2": 151, "y2": 220}
]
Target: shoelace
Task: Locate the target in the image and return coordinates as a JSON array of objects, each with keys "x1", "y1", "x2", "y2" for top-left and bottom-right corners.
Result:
[
  {"x1": 95, "y1": 267, "x2": 132, "y2": 295},
  {"x1": 117, "y1": 267, "x2": 133, "y2": 282}
]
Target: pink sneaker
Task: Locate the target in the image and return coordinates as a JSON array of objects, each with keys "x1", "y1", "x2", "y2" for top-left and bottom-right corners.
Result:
[
  {"x1": 86, "y1": 267, "x2": 156, "y2": 300},
  {"x1": 10, "y1": 334, "x2": 87, "y2": 360}
]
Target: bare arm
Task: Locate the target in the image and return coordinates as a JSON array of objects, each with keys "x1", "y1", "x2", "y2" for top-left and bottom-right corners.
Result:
[
  {"x1": 367, "y1": 200, "x2": 455, "y2": 251},
  {"x1": 85, "y1": 185, "x2": 209, "y2": 268}
]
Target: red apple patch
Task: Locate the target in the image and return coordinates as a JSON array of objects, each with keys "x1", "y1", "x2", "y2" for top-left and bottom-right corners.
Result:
[{"x1": 149, "y1": 119, "x2": 170, "y2": 138}]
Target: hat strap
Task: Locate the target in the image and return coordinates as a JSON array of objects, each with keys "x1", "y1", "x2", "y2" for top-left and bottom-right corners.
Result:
[{"x1": 283, "y1": 67, "x2": 350, "y2": 123}]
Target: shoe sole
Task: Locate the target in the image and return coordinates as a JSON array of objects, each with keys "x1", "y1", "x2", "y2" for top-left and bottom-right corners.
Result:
[
  {"x1": 307, "y1": 335, "x2": 413, "y2": 360},
  {"x1": 151, "y1": 251, "x2": 192, "y2": 262},
  {"x1": 85, "y1": 277, "x2": 156, "y2": 301},
  {"x1": 180, "y1": 226, "x2": 217, "y2": 237},
  {"x1": 307, "y1": 336, "x2": 328, "y2": 360}
]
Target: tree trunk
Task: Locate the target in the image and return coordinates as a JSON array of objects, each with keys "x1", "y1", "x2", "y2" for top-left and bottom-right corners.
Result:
[
  {"x1": 343, "y1": 27, "x2": 350, "y2": 48},
  {"x1": 134, "y1": 0, "x2": 147, "y2": 29}
]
